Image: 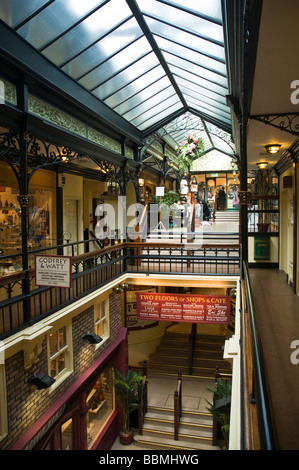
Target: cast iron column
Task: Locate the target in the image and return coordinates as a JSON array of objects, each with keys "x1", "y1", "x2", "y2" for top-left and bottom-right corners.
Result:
[
  {"x1": 239, "y1": 116, "x2": 249, "y2": 272},
  {"x1": 17, "y1": 132, "x2": 31, "y2": 324}
]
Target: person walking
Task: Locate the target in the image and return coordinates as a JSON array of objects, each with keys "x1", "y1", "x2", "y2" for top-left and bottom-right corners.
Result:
[{"x1": 218, "y1": 187, "x2": 226, "y2": 211}]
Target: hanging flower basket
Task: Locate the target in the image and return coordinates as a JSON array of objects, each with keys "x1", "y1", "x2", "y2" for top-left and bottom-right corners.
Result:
[{"x1": 176, "y1": 134, "x2": 205, "y2": 173}]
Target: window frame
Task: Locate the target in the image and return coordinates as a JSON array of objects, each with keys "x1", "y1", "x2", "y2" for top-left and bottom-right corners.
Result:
[
  {"x1": 94, "y1": 297, "x2": 109, "y2": 345},
  {"x1": 47, "y1": 322, "x2": 73, "y2": 389}
]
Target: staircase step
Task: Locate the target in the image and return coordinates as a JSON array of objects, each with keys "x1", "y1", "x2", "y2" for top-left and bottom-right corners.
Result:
[
  {"x1": 147, "y1": 405, "x2": 212, "y2": 423},
  {"x1": 141, "y1": 425, "x2": 213, "y2": 445},
  {"x1": 148, "y1": 332, "x2": 231, "y2": 379},
  {"x1": 144, "y1": 412, "x2": 213, "y2": 429},
  {"x1": 134, "y1": 434, "x2": 219, "y2": 451}
]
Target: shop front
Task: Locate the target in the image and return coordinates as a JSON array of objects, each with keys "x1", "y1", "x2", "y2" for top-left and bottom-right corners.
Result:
[
  {"x1": 194, "y1": 172, "x2": 240, "y2": 211},
  {"x1": 11, "y1": 328, "x2": 128, "y2": 451},
  {"x1": 0, "y1": 161, "x2": 56, "y2": 275}
]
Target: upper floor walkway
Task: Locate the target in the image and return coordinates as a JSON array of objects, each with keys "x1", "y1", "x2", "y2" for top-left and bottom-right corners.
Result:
[
  {"x1": 248, "y1": 268, "x2": 299, "y2": 450},
  {"x1": 0, "y1": 211, "x2": 240, "y2": 339}
]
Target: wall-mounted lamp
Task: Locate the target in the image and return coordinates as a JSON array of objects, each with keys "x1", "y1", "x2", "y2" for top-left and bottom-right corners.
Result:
[
  {"x1": 138, "y1": 178, "x2": 145, "y2": 186},
  {"x1": 265, "y1": 144, "x2": 281, "y2": 154},
  {"x1": 83, "y1": 332, "x2": 103, "y2": 344},
  {"x1": 113, "y1": 283, "x2": 128, "y2": 294},
  {"x1": 256, "y1": 161, "x2": 269, "y2": 169},
  {"x1": 27, "y1": 373, "x2": 55, "y2": 390}
]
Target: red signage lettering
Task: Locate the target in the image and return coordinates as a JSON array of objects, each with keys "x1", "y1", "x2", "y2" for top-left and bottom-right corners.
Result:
[{"x1": 136, "y1": 293, "x2": 230, "y2": 325}]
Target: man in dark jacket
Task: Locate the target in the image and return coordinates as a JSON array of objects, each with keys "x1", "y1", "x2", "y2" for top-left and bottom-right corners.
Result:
[{"x1": 218, "y1": 187, "x2": 226, "y2": 211}]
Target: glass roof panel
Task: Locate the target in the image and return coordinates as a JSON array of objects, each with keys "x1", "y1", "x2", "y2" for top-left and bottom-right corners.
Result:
[
  {"x1": 92, "y1": 52, "x2": 161, "y2": 98},
  {"x1": 122, "y1": 88, "x2": 177, "y2": 122},
  {"x1": 62, "y1": 17, "x2": 142, "y2": 79},
  {"x1": 186, "y1": 100, "x2": 232, "y2": 126},
  {"x1": 210, "y1": 134, "x2": 235, "y2": 155},
  {"x1": 127, "y1": 94, "x2": 180, "y2": 125},
  {"x1": 42, "y1": 0, "x2": 132, "y2": 65},
  {"x1": 177, "y1": 82, "x2": 229, "y2": 114},
  {"x1": 154, "y1": 35, "x2": 227, "y2": 77},
  {"x1": 166, "y1": 0, "x2": 222, "y2": 22},
  {"x1": 113, "y1": 76, "x2": 173, "y2": 115},
  {"x1": 103, "y1": 66, "x2": 166, "y2": 107},
  {"x1": 78, "y1": 36, "x2": 152, "y2": 90},
  {"x1": 175, "y1": 76, "x2": 227, "y2": 106},
  {"x1": 136, "y1": 0, "x2": 224, "y2": 43},
  {"x1": 144, "y1": 16, "x2": 225, "y2": 63},
  {"x1": 0, "y1": 0, "x2": 232, "y2": 138},
  {"x1": 163, "y1": 51, "x2": 228, "y2": 89},
  {"x1": 0, "y1": 0, "x2": 49, "y2": 29},
  {"x1": 16, "y1": 0, "x2": 105, "y2": 50},
  {"x1": 136, "y1": 102, "x2": 182, "y2": 131},
  {"x1": 170, "y1": 64, "x2": 228, "y2": 99}
]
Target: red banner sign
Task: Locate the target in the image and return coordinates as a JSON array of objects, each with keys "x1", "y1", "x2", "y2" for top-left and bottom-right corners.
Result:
[{"x1": 136, "y1": 293, "x2": 230, "y2": 324}]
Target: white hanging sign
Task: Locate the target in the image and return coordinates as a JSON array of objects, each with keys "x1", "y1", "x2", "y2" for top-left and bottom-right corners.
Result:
[
  {"x1": 35, "y1": 255, "x2": 72, "y2": 288},
  {"x1": 156, "y1": 187, "x2": 165, "y2": 196}
]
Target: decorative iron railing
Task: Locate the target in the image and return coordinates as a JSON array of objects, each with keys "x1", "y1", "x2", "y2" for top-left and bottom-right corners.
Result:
[{"x1": 0, "y1": 239, "x2": 240, "y2": 339}]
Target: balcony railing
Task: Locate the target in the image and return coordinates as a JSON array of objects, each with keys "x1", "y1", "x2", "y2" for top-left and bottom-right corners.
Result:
[{"x1": 0, "y1": 238, "x2": 240, "y2": 339}]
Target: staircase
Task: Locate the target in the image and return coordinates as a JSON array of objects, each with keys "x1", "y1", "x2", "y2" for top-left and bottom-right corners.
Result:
[
  {"x1": 134, "y1": 405, "x2": 217, "y2": 450},
  {"x1": 214, "y1": 211, "x2": 239, "y2": 223},
  {"x1": 133, "y1": 331, "x2": 231, "y2": 450},
  {"x1": 147, "y1": 331, "x2": 231, "y2": 379}
]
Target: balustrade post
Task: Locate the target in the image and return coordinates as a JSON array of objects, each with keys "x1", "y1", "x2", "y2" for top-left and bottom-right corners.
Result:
[{"x1": 174, "y1": 390, "x2": 179, "y2": 440}]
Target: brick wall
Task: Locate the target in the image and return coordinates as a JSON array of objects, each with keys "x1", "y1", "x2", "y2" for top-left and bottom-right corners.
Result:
[{"x1": 0, "y1": 291, "x2": 122, "y2": 449}]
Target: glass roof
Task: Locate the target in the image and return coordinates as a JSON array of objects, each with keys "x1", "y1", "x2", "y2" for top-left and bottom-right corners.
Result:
[
  {"x1": 0, "y1": 0, "x2": 232, "y2": 147},
  {"x1": 163, "y1": 111, "x2": 235, "y2": 157}
]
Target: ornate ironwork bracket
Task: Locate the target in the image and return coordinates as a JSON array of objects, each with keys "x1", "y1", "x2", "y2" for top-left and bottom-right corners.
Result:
[
  {"x1": 0, "y1": 130, "x2": 85, "y2": 190},
  {"x1": 250, "y1": 113, "x2": 299, "y2": 136},
  {"x1": 95, "y1": 158, "x2": 142, "y2": 195}
]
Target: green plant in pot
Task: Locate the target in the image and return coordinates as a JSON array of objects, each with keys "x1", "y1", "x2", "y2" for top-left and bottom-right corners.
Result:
[
  {"x1": 153, "y1": 190, "x2": 180, "y2": 207},
  {"x1": 206, "y1": 378, "x2": 232, "y2": 449},
  {"x1": 114, "y1": 368, "x2": 147, "y2": 445}
]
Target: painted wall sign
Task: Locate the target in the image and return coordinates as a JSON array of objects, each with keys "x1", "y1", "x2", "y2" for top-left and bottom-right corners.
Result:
[
  {"x1": 136, "y1": 293, "x2": 230, "y2": 324},
  {"x1": 35, "y1": 255, "x2": 72, "y2": 288}
]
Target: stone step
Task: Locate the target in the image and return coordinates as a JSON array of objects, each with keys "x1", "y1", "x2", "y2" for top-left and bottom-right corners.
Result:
[
  {"x1": 141, "y1": 425, "x2": 213, "y2": 443},
  {"x1": 144, "y1": 411, "x2": 213, "y2": 429},
  {"x1": 134, "y1": 433, "x2": 220, "y2": 451},
  {"x1": 147, "y1": 367, "x2": 227, "y2": 380}
]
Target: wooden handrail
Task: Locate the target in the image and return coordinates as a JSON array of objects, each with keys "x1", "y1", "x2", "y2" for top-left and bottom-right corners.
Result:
[
  {"x1": 174, "y1": 371, "x2": 182, "y2": 440},
  {"x1": 188, "y1": 323, "x2": 197, "y2": 375},
  {"x1": 240, "y1": 279, "x2": 261, "y2": 449}
]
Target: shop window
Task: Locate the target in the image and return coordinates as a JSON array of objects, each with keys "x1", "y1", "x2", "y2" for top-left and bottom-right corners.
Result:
[
  {"x1": 94, "y1": 299, "x2": 109, "y2": 341},
  {"x1": 48, "y1": 325, "x2": 72, "y2": 383},
  {"x1": 86, "y1": 367, "x2": 115, "y2": 449},
  {"x1": 0, "y1": 186, "x2": 53, "y2": 275}
]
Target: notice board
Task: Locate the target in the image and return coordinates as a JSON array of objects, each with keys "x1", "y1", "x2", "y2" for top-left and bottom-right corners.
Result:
[{"x1": 136, "y1": 292, "x2": 230, "y2": 324}]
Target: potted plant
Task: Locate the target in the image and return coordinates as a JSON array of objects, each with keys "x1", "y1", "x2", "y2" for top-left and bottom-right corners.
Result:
[
  {"x1": 114, "y1": 368, "x2": 147, "y2": 445},
  {"x1": 206, "y1": 378, "x2": 232, "y2": 449},
  {"x1": 153, "y1": 189, "x2": 180, "y2": 207}
]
